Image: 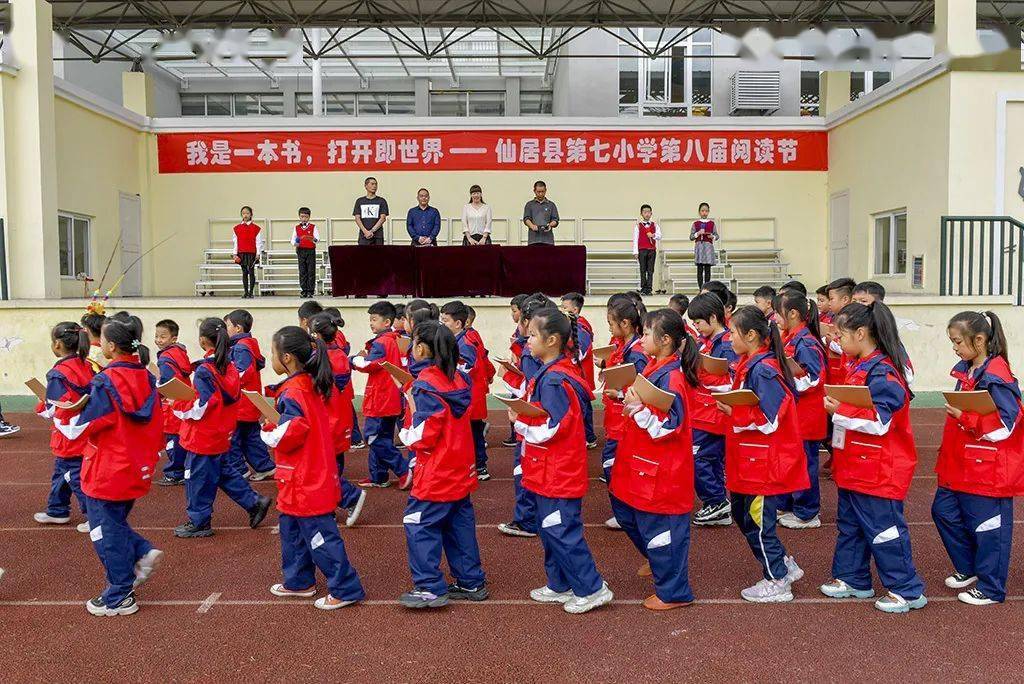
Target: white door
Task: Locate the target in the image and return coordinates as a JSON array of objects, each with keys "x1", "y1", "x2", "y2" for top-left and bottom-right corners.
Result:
[
  {"x1": 119, "y1": 193, "x2": 142, "y2": 297},
  {"x1": 829, "y1": 191, "x2": 850, "y2": 279}
]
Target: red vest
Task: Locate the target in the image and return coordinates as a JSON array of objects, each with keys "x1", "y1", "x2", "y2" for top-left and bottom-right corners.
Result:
[
  {"x1": 157, "y1": 344, "x2": 192, "y2": 435},
  {"x1": 832, "y1": 353, "x2": 917, "y2": 500},
  {"x1": 637, "y1": 221, "x2": 658, "y2": 251},
  {"x1": 937, "y1": 356, "x2": 1024, "y2": 497},
  {"x1": 234, "y1": 222, "x2": 261, "y2": 254},
  {"x1": 601, "y1": 335, "x2": 650, "y2": 441},
  {"x1": 358, "y1": 331, "x2": 404, "y2": 417},
  {"x1": 692, "y1": 330, "x2": 733, "y2": 435},
  {"x1": 178, "y1": 358, "x2": 241, "y2": 456},
  {"x1": 782, "y1": 325, "x2": 828, "y2": 441},
  {"x1": 324, "y1": 344, "x2": 354, "y2": 455},
  {"x1": 610, "y1": 355, "x2": 695, "y2": 514},
  {"x1": 464, "y1": 328, "x2": 493, "y2": 421},
  {"x1": 233, "y1": 336, "x2": 265, "y2": 423},
  {"x1": 41, "y1": 356, "x2": 95, "y2": 458},
  {"x1": 577, "y1": 316, "x2": 596, "y2": 390},
  {"x1": 724, "y1": 351, "x2": 808, "y2": 496},
  {"x1": 295, "y1": 222, "x2": 316, "y2": 250}
]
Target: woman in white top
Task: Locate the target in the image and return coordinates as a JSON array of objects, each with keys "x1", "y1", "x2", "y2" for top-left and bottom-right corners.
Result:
[{"x1": 462, "y1": 185, "x2": 493, "y2": 245}]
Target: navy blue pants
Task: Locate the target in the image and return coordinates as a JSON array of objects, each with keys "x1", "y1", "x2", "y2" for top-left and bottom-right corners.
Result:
[
  {"x1": 403, "y1": 496, "x2": 486, "y2": 595},
  {"x1": 351, "y1": 406, "x2": 363, "y2": 444},
  {"x1": 512, "y1": 442, "x2": 537, "y2": 533},
  {"x1": 365, "y1": 415, "x2": 408, "y2": 483},
  {"x1": 583, "y1": 399, "x2": 597, "y2": 444},
  {"x1": 778, "y1": 440, "x2": 821, "y2": 520},
  {"x1": 279, "y1": 512, "x2": 365, "y2": 601},
  {"x1": 932, "y1": 487, "x2": 1013, "y2": 602},
  {"x1": 185, "y1": 452, "x2": 261, "y2": 527},
  {"x1": 694, "y1": 430, "x2": 726, "y2": 506},
  {"x1": 832, "y1": 488, "x2": 925, "y2": 599},
  {"x1": 535, "y1": 495, "x2": 604, "y2": 597},
  {"x1": 226, "y1": 421, "x2": 276, "y2": 475},
  {"x1": 45, "y1": 457, "x2": 87, "y2": 518},
  {"x1": 162, "y1": 433, "x2": 187, "y2": 480},
  {"x1": 471, "y1": 419, "x2": 488, "y2": 469},
  {"x1": 733, "y1": 493, "x2": 788, "y2": 580},
  {"x1": 335, "y1": 453, "x2": 361, "y2": 510},
  {"x1": 610, "y1": 496, "x2": 694, "y2": 603},
  {"x1": 601, "y1": 438, "x2": 618, "y2": 483},
  {"x1": 85, "y1": 496, "x2": 153, "y2": 605}
]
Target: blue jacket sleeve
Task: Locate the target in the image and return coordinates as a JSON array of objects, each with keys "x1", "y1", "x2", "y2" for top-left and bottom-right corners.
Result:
[
  {"x1": 406, "y1": 208, "x2": 417, "y2": 240},
  {"x1": 44, "y1": 369, "x2": 70, "y2": 402},
  {"x1": 230, "y1": 344, "x2": 254, "y2": 374},
  {"x1": 157, "y1": 357, "x2": 177, "y2": 385}
]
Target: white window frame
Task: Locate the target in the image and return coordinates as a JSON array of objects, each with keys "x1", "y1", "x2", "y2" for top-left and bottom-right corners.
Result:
[
  {"x1": 850, "y1": 71, "x2": 892, "y2": 101},
  {"x1": 180, "y1": 92, "x2": 284, "y2": 116},
  {"x1": 872, "y1": 209, "x2": 908, "y2": 276},
  {"x1": 58, "y1": 212, "x2": 91, "y2": 280},
  {"x1": 618, "y1": 28, "x2": 713, "y2": 118}
]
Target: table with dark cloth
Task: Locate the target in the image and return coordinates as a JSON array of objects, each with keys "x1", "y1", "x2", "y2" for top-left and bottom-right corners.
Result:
[{"x1": 328, "y1": 245, "x2": 586, "y2": 297}]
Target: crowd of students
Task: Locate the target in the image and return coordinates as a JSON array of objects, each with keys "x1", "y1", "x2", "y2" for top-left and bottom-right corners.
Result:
[{"x1": 24, "y1": 275, "x2": 1024, "y2": 616}]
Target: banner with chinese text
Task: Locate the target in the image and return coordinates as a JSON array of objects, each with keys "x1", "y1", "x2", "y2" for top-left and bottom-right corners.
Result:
[{"x1": 157, "y1": 129, "x2": 827, "y2": 173}]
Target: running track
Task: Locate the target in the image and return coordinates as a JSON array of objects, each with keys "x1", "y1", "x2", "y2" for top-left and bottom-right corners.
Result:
[{"x1": 1, "y1": 408, "x2": 1021, "y2": 682}]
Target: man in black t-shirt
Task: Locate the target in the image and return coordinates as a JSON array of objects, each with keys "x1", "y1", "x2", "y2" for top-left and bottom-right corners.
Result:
[{"x1": 353, "y1": 177, "x2": 389, "y2": 245}]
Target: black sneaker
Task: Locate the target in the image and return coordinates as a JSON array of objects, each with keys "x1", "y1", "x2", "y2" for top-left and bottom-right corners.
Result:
[
  {"x1": 399, "y1": 588, "x2": 450, "y2": 609},
  {"x1": 693, "y1": 500, "x2": 732, "y2": 526},
  {"x1": 586, "y1": 440, "x2": 599, "y2": 450},
  {"x1": 448, "y1": 582, "x2": 489, "y2": 601},
  {"x1": 0, "y1": 421, "x2": 20, "y2": 438},
  {"x1": 500, "y1": 437, "x2": 517, "y2": 448},
  {"x1": 86, "y1": 593, "x2": 139, "y2": 616},
  {"x1": 351, "y1": 440, "x2": 367, "y2": 450},
  {"x1": 497, "y1": 521, "x2": 537, "y2": 538},
  {"x1": 248, "y1": 495, "x2": 272, "y2": 528},
  {"x1": 155, "y1": 476, "x2": 184, "y2": 487},
  {"x1": 476, "y1": 467, "x2": 491, "y2": 482},
  {"x1": 174, "y1": 521, "x2": 214, "y2": 538}
]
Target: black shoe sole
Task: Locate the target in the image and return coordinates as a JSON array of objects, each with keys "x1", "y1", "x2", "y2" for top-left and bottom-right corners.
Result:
[
  {"x1": 449, "y1": 589, "x2": 489, "y2": 602},
  {"x1": 400, "y1": 596, "x2": 450, "y2": 609},
  {"x1": 174, "y1": 528, "x2": 214, "y2": 538},
  {"x1": 249, "y1": 498, "x2": 272, "y2": 529}
]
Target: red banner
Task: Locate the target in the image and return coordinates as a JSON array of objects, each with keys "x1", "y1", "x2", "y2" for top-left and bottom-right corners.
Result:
[{"x1": 157, "y1": 129, "x2": 827, "y2": 173}]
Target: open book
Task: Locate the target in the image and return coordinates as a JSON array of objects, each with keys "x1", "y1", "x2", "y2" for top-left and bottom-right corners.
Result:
[
  {"x1": 825, "y1": 385, "x2": 874, "y2": 409},
  {"x1": 492, "y1": 394, "x2": 548, "y2": 418},
  {"x1": 632, "y1": 374, "x2": 676, "y2": 412},
  {"x1": 382, "y1": 361, "x2": 413, "y2": 386},
  {"x1": 157, "y1": 377, "x2": 196, "y2": 401},
  {"x1": 943, "y1": 390, "x2": 998, "y2": 415},
  {"x1": 711, "y1": 389, "x2": 760, "y2": 407},
  {"x1": 243, "y1": 390, "x2": 281, "y2": 423}
]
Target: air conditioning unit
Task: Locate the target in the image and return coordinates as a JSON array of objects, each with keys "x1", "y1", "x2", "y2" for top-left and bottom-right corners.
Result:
[{"x1": 729, "y1": 71, "x2": 781, "y2": 115}]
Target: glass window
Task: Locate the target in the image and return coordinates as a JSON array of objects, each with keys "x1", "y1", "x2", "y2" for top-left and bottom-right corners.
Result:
[
  {"x1": 520, "y1": 91, "x2": 553, "y2": 115},
  {"x1": 468, "y1": 92, "x2": 504, "y2": 116},
  {"x1": 295, "y1": 93, "x2": 314, "y2": 116},
  {"x1": 386, "y1": 93, "x2": 415, "y2": 115},
  {"x1": 669, "y1": 47, "x2": 686, "y2": 103},
  {"x1": 874, "y1": 211, "x2": 908, "y2": 275},
  {"x1": 618, "y1": 45, "x2": 639, "y2": 105},
  {"x1": 800, "y1": 70, "x2": 820, "y2": 116},
  {"x1": 324, "y1": 93, "x2": 356, "y2": 115},
  {"x1": 430, "y1": 92, "x2": 466, "y2": 116},
  {"x1": 647, "y1": 57, "x2": 668, "y2": 101},
  {"x1": 895, "y1": 213, "x2": 907, "y2": 274},
  {"x1": 259, "y1": 93, "x2": 284, "y2": 115},
  {"x1": 619, "y1": 28, "x2": 711, "y2": 117},
  {"x1": 58, "y1": 215, "x2": 71, "y2": 276},
  {"x1": 180, "y1": 93, "x2": 205, "y2": 116},
  {"x1": 206, "y1": 94, "x2": 232, "y2": 116},
  {"x1": 874, "y1": 216, "x2": 890, "y2": 274},
  {"x1": 691, "y1": 57, "x2": 712, "y2": 116},
  {"x1": 358, "y1": 93, "x2": 388, "y2": 115},
  {"x1": 58, "y1": 214, "x2": 89, "y2": 277},
  {"x1": 873, "y1": 71, "x2": 891, "y2": 89},
  {"x1": 233, "y1": 94, "x2": 259, "y2": 116}
]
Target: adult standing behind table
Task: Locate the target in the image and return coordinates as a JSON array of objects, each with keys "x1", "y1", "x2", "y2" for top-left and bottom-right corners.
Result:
[
  {"x1": 689, "y1": 201, "x2": 719, "y2": 289},
  {"x1": 407, "y1": 188, "x2": 441, "y2": 246},
  {"x1": 462, "y1": 184, "x2": 493, "y2": 245},
  {"x1": 522, "y1": 180, "x2": 559, "y2": 245},
  {"x1": 353, "y1": 177, "x2": 389, "y2": 245}
]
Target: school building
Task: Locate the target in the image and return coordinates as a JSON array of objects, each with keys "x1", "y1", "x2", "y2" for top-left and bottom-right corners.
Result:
[{"x1": 0, "y1": 0, "x2": 1023, "y2": 394}]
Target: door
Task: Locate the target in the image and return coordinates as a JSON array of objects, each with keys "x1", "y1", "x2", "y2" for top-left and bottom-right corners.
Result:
[
  {"x1": 119, "y1": 193, "x2": 142, "y2": 297},
  {"x1": 829, "y1": 191, "x2": 850, "y2": 279}
]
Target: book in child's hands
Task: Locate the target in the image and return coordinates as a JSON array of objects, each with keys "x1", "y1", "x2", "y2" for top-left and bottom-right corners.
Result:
[
  {"x1": 700, "y1": 354, "x2": 730, "y2": 375},
  {"x1": 593, "y1": 345, "x2": 615, "y2": 362},
  {"x1": 492, "y1": 357, "x2": 524, "y2": 377},
  {"x1": 25, "y1": 378, "x2": 47, "y2": 403},
  {"x1": 825, "y1": 385, "x2": 874, "y2": 409},
  {"x1": 492, "y1": 394, "x2": 548, "y2": 418},
  {"x1": 148, "y1": 363, "x2": 159, "y2": 376},
  {"x1": 943, "y1": 391, "x2": 998, "y2": 415},
  {"x1": 711, "y1": 389, "x2": 760, "y2": 407},
  {"x1": 395, "y1": 336, "x2": 412, "y2": 355},
  {"x1": 243, "y1": 390, "x2": 281, "y2": 423},
  {"x1": 784, "y1": 356, "x2": 804, "y2": 378},
  {"x1": 382, "y1": 361, "x2": 413, "y2": 386},
  {"x1": 157, "y1": 377, "x2": 197, "y2": 401},
  {"x1": 633, "y1": 374, "x2": 676, "y2": 412},
  {"x1": 52, "y1": 394, "x2": 89, "y2": 412},
  {"x1": 602, "y1": 363, "x2": 638, "y2": 391}
]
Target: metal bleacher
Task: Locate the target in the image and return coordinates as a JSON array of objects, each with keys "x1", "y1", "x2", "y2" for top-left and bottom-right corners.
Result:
[{"x1": 195, "y1": 214, "x2": 791, "y2": 297}]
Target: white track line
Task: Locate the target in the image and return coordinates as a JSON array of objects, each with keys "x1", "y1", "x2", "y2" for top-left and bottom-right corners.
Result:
[{"x1": 197, "y1": 592, "x2": 221, "y2": 613}]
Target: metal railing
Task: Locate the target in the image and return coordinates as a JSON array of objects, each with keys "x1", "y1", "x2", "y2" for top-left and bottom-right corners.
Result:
[{"x1": 940, "y1": 216, "x2": 1024, "y2": 305}]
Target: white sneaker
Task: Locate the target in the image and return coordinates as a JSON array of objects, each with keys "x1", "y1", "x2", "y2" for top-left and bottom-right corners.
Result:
[
  {"x1": 874, "y1": 592, "x2": 927, "y2": 613},
  {"x1": 778, "y1": 512, "x2": 822, "y2": 529},
  {"x1": 529, "y1": 585, "x2": 574, "y2": 604},
  {"x1": 564, "y1": 582, "x2": 614, "y2": 614},
  {"x1": 740, "y1": 578, "x2": 793, "y2": 603},
  {"x1": 133, "y1": 549, "x2": 164, "y2": 588},
  {"x1": 783, "y1": 555, "x2": 804, "y2": 584},
  {"x1": 819, "y1": 579, "x2": 874, "y2": 599},
  {"x1": 314, "y1": 594, "x2": 358, "y2": 610},
  {"x1": 270, "y1": 583, "x2": 317, "y2": 598},
  {"x1": 604, "y1": 516, "x2": 622, "y2": 530},
  {"x1": 345, "y1": 489, "x2": 367, "y2": 528},
  {"x1": 958, "y1": 588, "x2": 997, "y2": 606},
  {"x1": 77, "y1": 522, "x2": 90, "y2": 533},
  {"x1": 33, "y1": 512, "x2": 70, "y2": 525},
  {"x1": 945, "y1": 572, "x2": 978, "y2": 589},
  {"x1": 248, "y1": 468, "x2": 277, "y2": 482}
]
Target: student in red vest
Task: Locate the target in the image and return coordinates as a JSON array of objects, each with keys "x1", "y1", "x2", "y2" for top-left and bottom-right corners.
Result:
[
  {"x1": 261, "y1": 325, "x2": 366, "y2": 610},
  {"x1": 611, "y1": 309, "x2": 699, "y2": 610},
  {"x1": 466, "y1": 305, "x2": 497, "y2": 462},
  {"x1": 440, "y1": 301, "x2": 492, "y2": 481},
  {"x1": 560, "y1": 292, "x2": 598, "y2": 448},
  {"x1": 153, "y1": 319, "x2": 192, "y2": 487},
  {"x1": 633, "y1": 204, "x2": 661, "y2": 296},
  {"x1": 820, "y1": 301, "x2": 926, "y2": 613},
  {"x1": 52, "y1": 317, "x2": 164, "y2": 616},
  {"x1": 293, "y1": 207, "x2": 320, "y2": 299},
  {"x1": 33, "y1": 322, "x2": 95, "y2": 532},
  {"x1": 514, "y1": 306, "x2": 612, "y2": 614},
  {"x1": 308, "y1": 312, "x2": 367, "y2": 527},
  {"x1": 816, "y1": 285, "x2": 831, "y2": 324},
  {"x1": 397, "y1": 320, "x2": 488, "y2": 608},
  {"x1": 934, "y1": 311, "x2": 1023, "y2": 606},
  {"x1": 501, "y1": 294, "x2": 530, "y2": 448},
  {"x1": 600, "y1": 294, "x2": 652, "y2": 530},
  {"x1": 351, "y1": 301, "x2": 412, "y2": 488},
  {"x1": 716, "y1": 305, "x2": 807, "y2": 603},
  {"x1": 223, "y1": 309, "x2": 276, "y2": 481},
  {"x1": 232, "y1": 205, "x2": 264, "y2": 299},
  {"x1": 824, "y1": 278, "x2": 856, "y2": 381},
  {"x1": 773, "y1": 291, "x2": 828, "y2": 530},
  {"x1": 172, "y1": 318, "x2": 271, "y2": 538}
]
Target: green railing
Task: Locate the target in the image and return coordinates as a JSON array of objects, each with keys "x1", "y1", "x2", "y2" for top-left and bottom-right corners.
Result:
[{"x1": 940, "y1": 216, "x2": 1024, "y2": 305}]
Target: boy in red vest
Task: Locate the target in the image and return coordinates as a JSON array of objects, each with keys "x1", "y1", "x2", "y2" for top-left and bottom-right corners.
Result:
[
  {"x1": 153, "y1": 319, "x2": 192, "y2": 486},
  {"x1": 293, "y1": 207, "x2": 320, "y2": 299},
  {"x1": 232, "y1": 205, "x2": 264, "y2": 299},
  {"x1": 633, "y1": 204, "x2": 661, "y2": 296},
  {"x1": 224, "y1": 309, "x2": 276, "y2": 481}
]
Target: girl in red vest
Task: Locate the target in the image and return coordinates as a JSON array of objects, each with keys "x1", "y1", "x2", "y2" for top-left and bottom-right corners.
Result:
[
  {"x1": 515, "y1": 306, "x2": 613, "y2": 614},
  {"x1": 262, "y1": 326, "x2": 366, "y2": 610},
  {"x1": 172, "y1": 318, "x2": 271, "y2": 538},
  {"x1": 821, "y1": 301, "x2": 926, "y2": 613},
  {"x1": 601, "y1": 294, "x2": 652, "y2": 530},
  {"x1": 716, "y1": 306, "x2": 807, "y2": 603},
  {"x1": 34, "y1": 322, "x2": 95, "y2": 532},
  {"x1": 53, "y1": 317, "x2": 164, "y2": 616},
  {"x1": 934, "y1": 311, "x2": 1023, "y2": 606},
  {"x1": 773, "y1": 291, "x2": 828, "y2": 530},
  {"x1": 308, "y1": 312, "x2": 366, "y2": 527},
  {"x1": 397, "y1": 320, "x2": 488, "y2": 608},
  {"x1": 232, "y1": 205, "x2": 263, "y2": 299},
  {"x1": 610, "y1": 309, "x2": 699, "y2": 611}
]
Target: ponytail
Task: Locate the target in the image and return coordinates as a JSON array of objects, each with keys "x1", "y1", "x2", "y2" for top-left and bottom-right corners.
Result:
[
  {"x1": 835, "y1": 302, "x2": 910, "y2": 386},
  {"x1": 566, "y1": 311, "x2": 582, "y2": 369},
  {"x1": 608, "y1": 293, "x2": 645, "y2": 334},
  {"x1": 732, "y1": 305, "x2": 795, "y2": 391},
  {"x1": 308, "y1": 311, "x2": 341, "y2": 344},
  {"x1": 533, "y1": 306, "x2": 574, "y2": 358},
  {"x1": 767, "y1": 321, "x2": 795, "y2": 392},
  {"x1": 680, "y1": 333, "x2": 700, "y2": 388},
  {"x1": 101, "y1": 316, "x2": 151, "y2": 366},
  {"x1": 644, "y1": 308, "x2": 699, "y2": 387},
  {"x1": 412, "y1": 320, "x2": 458, "y2": 380},
  {"x1": 772, "y1": 290, "x2": 825, "y2": 353},
  {"x1": 198, "y1": 317, "x2": 231, "y2": 374},
  {"x1": 52, "y1": 321, "x2": 90, "y2": 362},
  {"x1": 273, "y1": 325, "x2": 334, "y2": 398},
  {"x1": 948, "y1": 310, "x2": 1009, "y2": 364}
]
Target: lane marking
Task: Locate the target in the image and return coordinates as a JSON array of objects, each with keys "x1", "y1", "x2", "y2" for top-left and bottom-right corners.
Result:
[{"x1": 197, "y1": 592, "x2": 221, "y2": 613}]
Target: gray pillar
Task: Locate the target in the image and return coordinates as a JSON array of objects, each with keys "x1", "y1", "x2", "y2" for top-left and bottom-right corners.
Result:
[
  {"x1": 415, "y1": 78, "x2": 429, "y2": 116},
  {"x1": 505, "y1": 77, "x2": 521, "y2": 116}
]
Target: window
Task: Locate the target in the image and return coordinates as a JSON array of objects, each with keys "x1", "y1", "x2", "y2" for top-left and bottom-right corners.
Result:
[
  {"x1": 851, "y1": 71, "x2": 892, "y2": 101},
  {"x1": 429, "y1": 91, "x2": 465, "y2": 116},
  {"x1": 296, "y1": 92, "x2": 413, "y2": 115},
  {"x1": 468, "y1": 91, "x2": 505, "y2": 116},
  {"x1": 429, "y1": 91, "x2": 504, "y2": 116},
  {"x1": 520, "y1": 90, "x2": 553, "y2": 115},
  {"x1": 180, "y1": 93, "x2": 283, "y2": 116},
  {"x1": 58, "y1": 213, "x2": 90, "y2": 278},
  {"x1": 618, "y1": 28, "x2": 713, "y2": 117},
  {"x1": 874, "y1": 211, "x2": 907, "y2": 276},
  {"x1": 800, "y1": 70, "x2": 820, "y2": 116}
]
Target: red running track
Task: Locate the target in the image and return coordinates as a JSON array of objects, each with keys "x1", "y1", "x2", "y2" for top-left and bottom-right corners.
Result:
[{"x1": 0, "y1": 408, "x2": 1022, "y2": 682}]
